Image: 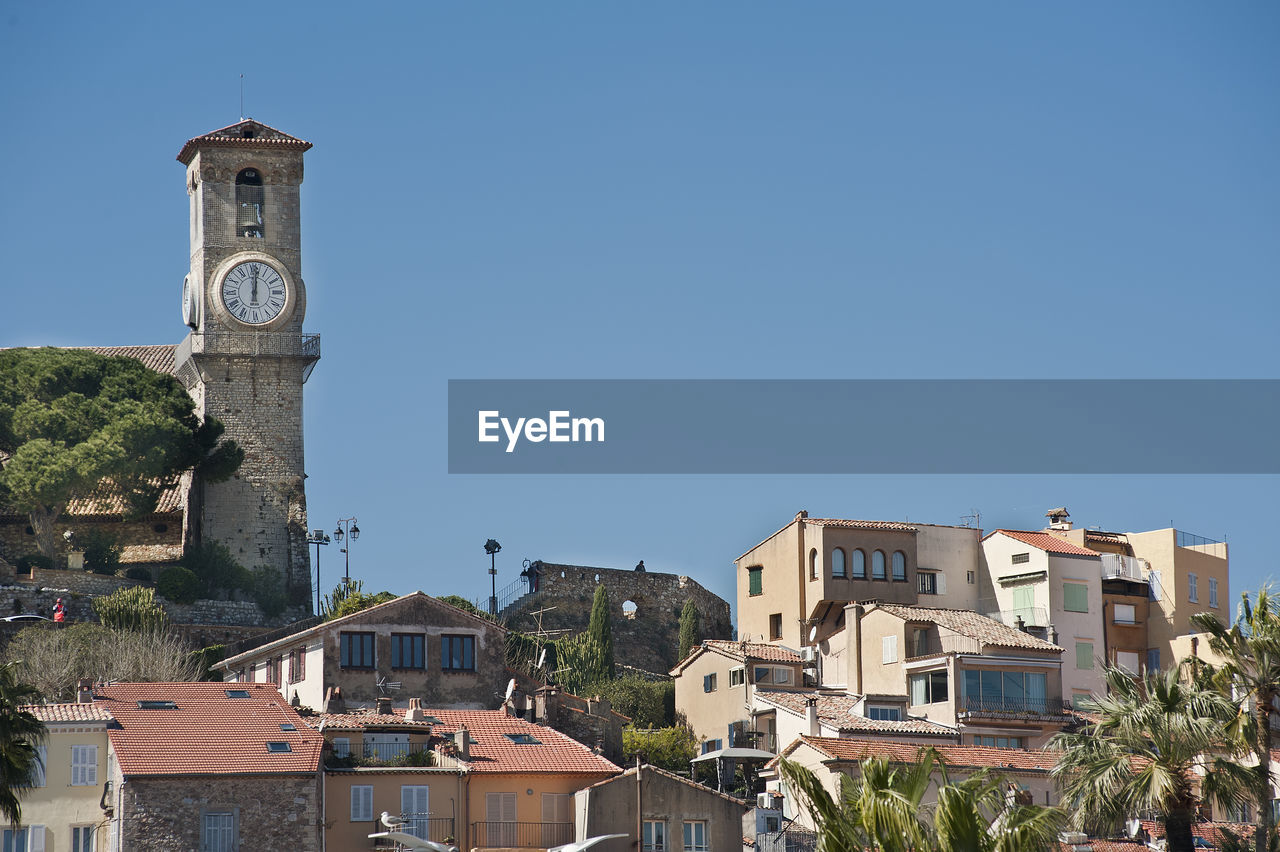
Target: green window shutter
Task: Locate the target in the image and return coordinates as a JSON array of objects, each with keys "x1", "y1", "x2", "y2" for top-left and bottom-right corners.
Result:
[
  {"x1": 748, "y1": 567, "x2": 763, "y2": 596},
  {"x1": 1012, "y1": 586, "x2": 1034, "y2": 611},
  {"x1": 1075, "y1": 641, "x2": 1094, "y2": 670},
  {"x1": 1063, "y1": 582, "x2": 1089, "y2": 613}
]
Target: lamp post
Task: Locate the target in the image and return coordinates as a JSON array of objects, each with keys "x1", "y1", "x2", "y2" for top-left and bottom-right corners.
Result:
[
  {"x1": 484, "y1": 538, "x2": 502, "y2": 615},
  {"x1": 334, "y1": 517, "x2": 361, "y2": 588},
  {"x1": 307, "y1": 529, "x2": 330, "y2": 613}
]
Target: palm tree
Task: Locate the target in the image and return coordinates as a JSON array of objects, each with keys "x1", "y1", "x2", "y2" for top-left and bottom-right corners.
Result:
[
  {"x1": 1049, "y1": 664, "x2": 1249, "y2": 852},
  {"x1": 933, "y1": 772, "x2": 1066, "y2": 852},
  {"x1": 0, "y1": 661, "x2": 46, "y2": 825},
  {"x1": 780, "y1": 749, "x2": 1065, "y2": 852},
  {"x1": 780, "y1": 751, "x2": 933, "y2": 852},
  {"x1": 1191, "y1": 584, "x2": 1280, "y2": 852}
]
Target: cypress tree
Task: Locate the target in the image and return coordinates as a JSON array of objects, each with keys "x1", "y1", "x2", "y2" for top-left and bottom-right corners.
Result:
[
  {"x1": 587, "y1": 584, "x2": 615, "y2": 680},
  {"x1": 677, "y1": 599, "x2": 700, "y2": 663}
]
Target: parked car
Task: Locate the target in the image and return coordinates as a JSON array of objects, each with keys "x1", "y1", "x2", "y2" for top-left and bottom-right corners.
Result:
[{"x1": 2, "y1": 614, "x2": 50, "y2": 623}]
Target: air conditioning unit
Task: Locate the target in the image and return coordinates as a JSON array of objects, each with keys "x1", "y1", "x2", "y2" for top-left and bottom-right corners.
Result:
[
  {"x1": 756, "y1": 792, "x2": 783, "y2": 810},
  {"x1": 800, "y1": 646, "x2": 818, "y2": 665}
]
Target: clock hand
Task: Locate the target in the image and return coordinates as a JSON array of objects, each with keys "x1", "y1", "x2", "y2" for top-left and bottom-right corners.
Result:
[{"x1": 250, "y1": 270, "x2": 260, "y2": 305}]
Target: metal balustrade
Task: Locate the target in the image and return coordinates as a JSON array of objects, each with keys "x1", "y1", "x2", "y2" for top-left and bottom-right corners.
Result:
[
  {"x1": 960, "y1": 696, "x2": 1068, "y2": 717},
  {"x1": 470, "y1": 822, "x2": 574, "y2": 848}
]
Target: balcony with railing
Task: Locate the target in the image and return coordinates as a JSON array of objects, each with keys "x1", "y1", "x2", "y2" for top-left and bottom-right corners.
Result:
[
  {"x1": 326, "y1": 741, "x2": 434, "y2": 769},
  {"x1": 959, "y1": 695, "x2": 1068, "y2": 721},
  {"x1": 1100, "y1": 554, "x2": 1149, "y2": 582},
  {"x1": 470, "y1": 822, "x2": 573, "y2": 849},
  {"x1": 904, "y1": 633, "x2": 982, "y2": 661},
  {"x1": 1175, "y1": 530, "x2": 1228, "y2": 557},
  {"x1": 371, "y1": 816, "x2": 454, "y2": 848}
]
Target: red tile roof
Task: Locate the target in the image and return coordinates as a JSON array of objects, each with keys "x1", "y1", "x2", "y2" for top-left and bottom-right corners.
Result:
[
  {"x1": 986, "y1": 530, "x2": 1100, "y2": 557},
  {"x1": 785, "y1": 735, "x2": 1060, "y2": 773},
  {"x1": 309, "y1": 710, "x2": 435, "y2": 732},
  {"x1": 177, "y1": 119, "x2": 312, "y2": 164},
  {"x1": 426, "y1": 709, "x2": 619, "y2": 775},
  {"x1": 754, "y1": 690, "x2": 958, "y2": 738},
  {"x1": 82, "y1": 344, "x2": 178, "y2": 376},
  {"x1": 23, "y1": 703, "x2": 114, "y2": 724},
  {"x1": 672, "y1": 640, "x2": 803, "y2": 674},
  {"x1": 97, "y1": 682, "x2": 323, "y2": 776},
  {"x1": 872, "y1": 603, "x2": 1064, "y2": 653},
  {"x1": 803, "y1": 519, "x2": 918, "y2": 532},
  {"x1": 579, "y1": 763, "x2": 746, "y2": 806}
]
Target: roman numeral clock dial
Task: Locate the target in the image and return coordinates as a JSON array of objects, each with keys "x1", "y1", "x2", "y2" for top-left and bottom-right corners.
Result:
[{"x1": 220, "y1": 260, "x2": 288, "y2": 325}]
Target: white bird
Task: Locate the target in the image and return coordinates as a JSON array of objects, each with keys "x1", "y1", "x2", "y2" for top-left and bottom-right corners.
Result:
[
  {"x1": 549, "y1": 834, "x2": 630, "y2": 852},
  {"x1": 380, "y1": 811, "x2": 406, "y2": 830}
]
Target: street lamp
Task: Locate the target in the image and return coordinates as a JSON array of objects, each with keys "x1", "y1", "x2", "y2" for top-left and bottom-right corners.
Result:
[
  {"x1": 334, "y1": 517, "x2": 361, "y2": 587},
  {"x1": 484, "y1": 538, "x2": 502, "y2": 615},
  {"x1": 307, "y1": 529, "x2": 330, "y2": 613}
]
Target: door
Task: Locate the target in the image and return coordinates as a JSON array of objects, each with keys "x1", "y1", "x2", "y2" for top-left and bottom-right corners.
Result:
[
  {"x1": 485, "y1": 792, "x2": 517, "y2": 847},
  {"x1": 402, "y1": 786, "x2": 430, "y2": 840}
]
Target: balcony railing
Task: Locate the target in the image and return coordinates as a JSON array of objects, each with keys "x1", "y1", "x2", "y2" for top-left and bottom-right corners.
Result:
[
  {"x1": 1100, "y1": 554, "x2": 1149, "y2": 582},
  {"x1": 905, "y1": 634, "x2": 982, "y2": 659},
  {"x1": 471, "y1": 822, "x2": 573, "y2": 848},
  {"x1": 327, "y1": 741, "x2": 433, "y2": 768},
  {"x1": 371, "y1": 816, "x2": 454, "y2": 848},
  {"x1": 984, "y1": 607, "x2": 1049, "y2": 629},
  {"x1": 960, "y1": 696, "x2": 1068, "y2": 719}
]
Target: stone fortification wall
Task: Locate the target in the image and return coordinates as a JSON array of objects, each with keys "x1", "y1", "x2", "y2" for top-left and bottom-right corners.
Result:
[{"x1": 503, "y1": 563, "x2": 732, "y2": 674}]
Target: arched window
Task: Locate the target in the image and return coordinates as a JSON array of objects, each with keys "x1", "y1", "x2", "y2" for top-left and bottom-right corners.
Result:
[
  {"x1": 831, "y1": 548, "x2": 846, "y2": 578},
  {"x1": 235, "y1": 168, "x2": 264, "y2": 238},
  {"x1": 809, "y1": 548, "x2": 818, "y2": 580},
  {"x1": 850, "y1": 549, "x2": 866, "y2": 579},
  {"x1": 872, "y1": 550, "x2": 886, "y2": 580},
  {"x1": 892, "y1": 551, "x2": 907, "y2": 581}
]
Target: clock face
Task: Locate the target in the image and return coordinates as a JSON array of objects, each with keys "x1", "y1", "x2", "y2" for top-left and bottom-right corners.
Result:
[
  {"x1": 220, "y1": 261, "x2": 288, "y2": 325},
  {"x1": 181, "y1": 275, "x2": 199, "y2": 328}
]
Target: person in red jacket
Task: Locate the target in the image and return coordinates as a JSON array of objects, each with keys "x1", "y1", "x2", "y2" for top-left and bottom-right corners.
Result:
[{"x1": 53, "y1": 598, "x2": 66, "y2": 623}]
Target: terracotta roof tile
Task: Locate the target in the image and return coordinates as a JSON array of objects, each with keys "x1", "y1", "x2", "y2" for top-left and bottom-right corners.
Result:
[
  {"x1": 579, "y1": 763, "x2": 746, "y2": 807},
  {"x1": 426, "y1": 709, "x2": 619, "y2": 775},
  {"x1": 308, "y1": 710, "x2": 435, "y2": 732},
  {"x1": 59, "y1": 477, "x2": 184, "y2": 518},
  {"x1": 23, "y1": 703, "x2": 114, "y2": 724},
  {"x1": 118, "y1": 543, "x2": 184, "y2": 564},
  {"x1": 79, "y1": 344, "x2": 178, "y2": 376},
  {"x1": 97, "y1": 682, "x2": 323, "y2": 776},
  {"x1": 986, "y1": 530, "x2": 1100, "y2": 557},
  {"x1": 872, "y1": 603, "x2": 1064, "y2": 653},
  {"x1": 785, "y1": 735, "x2": 1060, "y2": 772},
  {"x1": 803, "y1": 519, "x2": 918, "y2": 532},
  {"x1": 177, "y1": 120, "x2": 312, "y2": 164},
  {"x1": 754, "y1": 690, "x2": 957, "y2": 738},
  {"x1": 702, "y1": 640, "x2": 802, "y2": 664}
]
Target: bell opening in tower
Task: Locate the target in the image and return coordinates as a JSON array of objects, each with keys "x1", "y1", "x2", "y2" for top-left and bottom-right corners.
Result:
[{"x1": 235, "y1": 167, "x2": 264, "y2": 238}]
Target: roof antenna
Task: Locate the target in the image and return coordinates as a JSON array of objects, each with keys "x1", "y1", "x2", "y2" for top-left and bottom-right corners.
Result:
[{"x1": 240, "y1": 74, "x2": 245, "y2": 121}]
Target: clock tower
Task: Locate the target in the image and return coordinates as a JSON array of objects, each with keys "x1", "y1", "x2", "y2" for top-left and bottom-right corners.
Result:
[{"x1": 174, "y1": 120, "x2": 319, "y2": 610}]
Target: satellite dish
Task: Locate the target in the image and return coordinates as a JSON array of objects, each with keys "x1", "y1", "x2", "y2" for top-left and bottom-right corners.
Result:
[
  {"x1": 1126, "y1": 819, "x2": 1141, "y2": 838},
  {"x1": 504, "y1": 678, "x2": 516, "y2": 703},
  {"x1": 808, "y1": 625, "x2": 818, "y2": 642}
]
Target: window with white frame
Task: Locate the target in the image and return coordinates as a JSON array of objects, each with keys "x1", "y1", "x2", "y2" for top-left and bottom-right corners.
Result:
[
  {"x1": 729, "y1": 667, "x2": 745, "y2": 687},
  {"x1": 2, "y1": 827, "x2": 44, "y2": 852},
  {"x1": 1188, "y1": 572, "x2": 1198, "y2": 603},
  {"x1": 642, "y1": 820, "x2": 667, "y2": 852},
  {"x1": 1209, "y1": 577, "x2": 1218, "y2": 608},
  {"x1": 866, "y1": 705, "x2": 901, "y2": 721},
  {"x1": 1113, "y1": 604, "x2": 1136, "y2": 625},
  {"x1": 71, "y1": 826, "x2": 94, "y2": 852},
  {"x1": 351, "y1": 785, "x2": 374, "y2": 822},
  {"x1": 881, "y1": 635, "x2": 898, "y2": 664},
  {"x1": 71, "y1": 745, "x2": 97, "y2": 786},
  {"x1": 683, "y1": 821, "x2": 708, "y2": 852},
  {"x1": 203, "y1": 811, "x2": 236, "y2": 852},
  {"x1": 909, "y1": 671, "x2": 948, "y2": 705}
]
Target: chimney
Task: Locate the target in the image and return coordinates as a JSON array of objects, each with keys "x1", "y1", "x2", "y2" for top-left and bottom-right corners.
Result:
[
  {"x1": 77, "y1": 678, "x2": 94, "y2": 704},
  {"x1": 375, "y1": 697, "x2": 393, "y2": 716},
  {"x1": 323, "y1": 686, "x2": 345, "y2": 714},
  {"x1": 1045, "y1": 507, "x2": 1072, "y2": 531},
  {"x1": 805, "y1": 696, "x2": 820, "y2": 736},
  {"x1": 1047, "y1": 625, "x2": 1059, "y2": 646},
  {"x1": 454, "y1": 725, "x2": 470, "y2": 760},
  {"x1": 405, "y1": 697, "x2": 425, "y2": 722},
  {"x1": 850, "y1": 603, "x2": 865, "y2": 695},
  {"x1": 795, "y1": 510, "x2": 808, "y2": 521},
  {"x1": 1014, "y1": 615, "x2": 1026, "y2": 633}
]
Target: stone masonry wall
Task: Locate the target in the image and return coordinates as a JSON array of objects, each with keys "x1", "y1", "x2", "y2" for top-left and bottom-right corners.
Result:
[
  {"x1": 504, "y1": 564, "x2": 733, "y2": 674},
  {"x1": 117, "y1": 772, "x2": 321, "y2": 852}
]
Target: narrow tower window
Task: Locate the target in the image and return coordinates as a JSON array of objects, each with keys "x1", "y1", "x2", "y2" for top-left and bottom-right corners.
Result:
[{"x1": 236, "y1": 168, "x2": 264, "y2": 238}]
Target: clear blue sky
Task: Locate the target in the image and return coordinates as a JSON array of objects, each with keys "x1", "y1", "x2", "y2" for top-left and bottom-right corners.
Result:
[{"x1": 2, "y1": 3, "x2": 1276, "y2": 622}]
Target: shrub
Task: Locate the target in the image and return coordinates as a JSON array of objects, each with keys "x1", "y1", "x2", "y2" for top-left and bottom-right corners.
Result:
[
  {"x1": 181, "y1": 540, "x2": 248, "y2": 597},
  {"x1": 584, "y1": 675, "x2": 676, "y2": 728},
  {"x1": 157, "y1": 566, "x2": 201, "y2": 605},
  {"x1": 124, "y1": 566, "x2": 153, "y2": 582},
  {"x1": 249, "y1": 566, "x2": 288, "y2": 619},
  {"x1": 622, "y1": 726, "x2": 698, "y2": 773},
  {"x1": 93, "y1": 586, "x2": 167, "y2": 633},
  {"x1": 15, "y1": 553, "x2": 53, "y2": 573},
  {"x1": 81, "y1": 528, "x2": 122, "y2": 574}
]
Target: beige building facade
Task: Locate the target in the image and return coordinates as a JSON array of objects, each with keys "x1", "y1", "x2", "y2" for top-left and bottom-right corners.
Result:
[
  {"x1": 14, "y1": 700, "x2": 113, "y2": 852},
  {"x1": 671, "y1": 641, "x2": 803, "y2": 751}
]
